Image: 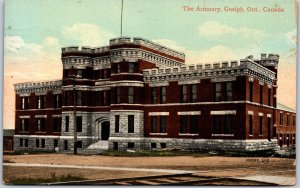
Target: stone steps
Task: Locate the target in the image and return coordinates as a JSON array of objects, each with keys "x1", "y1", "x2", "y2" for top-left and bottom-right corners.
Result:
[{"x1": 82, "y1": 140, "x2": 109, "y2": 154}]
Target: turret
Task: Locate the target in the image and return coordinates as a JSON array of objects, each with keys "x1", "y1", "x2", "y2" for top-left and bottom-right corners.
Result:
[{"x1": 258, "y1": 53, "x2": 279, "y2": 78}]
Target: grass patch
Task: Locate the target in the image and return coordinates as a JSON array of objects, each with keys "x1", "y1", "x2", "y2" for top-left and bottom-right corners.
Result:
[
  {"x1": 4, "y1": 150, "x2": 56, "y2": 155},
  {"x1": 3, "y1": 159, "x2": 14, "y2": 163},
  {"x1": 101, "y1": 150, "x2": 212, "y2": 157},
  {"x1": 101, "y1": 149, "x2": 295, "y2": 158},
  {"x1": 7, "y1": 173, "x2": 85, "y2": 185}
]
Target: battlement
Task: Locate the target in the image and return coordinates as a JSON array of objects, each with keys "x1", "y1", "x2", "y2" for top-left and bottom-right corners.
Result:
[
  {"x1": 143, "y1": 60, "x2": 241, "y2": 76},
  {"x1": 261, "y1": 53, "x2": 280, "y2": 61},
  {"x1": 14, "y1": 80, "x2": 62, "y2": 91},
  {"x1": 143, "y1": 55, "x2": 277, "y2": 82},
  {"x1": 61, "y1": 46, "x2": 110, "y2": 54},
  {"x1": 109, "y1": 37, "x2": 185, "y2": 60}
]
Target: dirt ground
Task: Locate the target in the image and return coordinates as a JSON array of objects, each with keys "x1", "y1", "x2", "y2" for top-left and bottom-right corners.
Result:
[{"x1": 3, "y1": 153, "x2": 296, "y2": 184}]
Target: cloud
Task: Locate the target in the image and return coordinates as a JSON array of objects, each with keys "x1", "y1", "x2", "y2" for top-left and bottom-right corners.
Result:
[
  {"x1": 62, "y1": 23, "x2": 114, "y2": 46},
  {"x1": 153, "y1": 38, "x2": 238, "y2": 64},
  {"x1": 285, "y1": 29, "x2": 297, "y2": 44},
  {"x1": 4, "y1": 35, "x2": 63, "y2": 128},
  {"x1": 198, "y1": 21, "x2": 263, "y2": 40},
  {"x1": 43, "y1": 36, "x2": 59, "y2": 46},
  {"x1": 5, "y1": 35, "x2": 43, "y2": 56}
]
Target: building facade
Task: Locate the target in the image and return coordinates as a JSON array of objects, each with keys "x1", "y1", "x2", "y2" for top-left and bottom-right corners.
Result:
[{"x1": 13, "y1": 37, "x2": 295, "y2": 153}]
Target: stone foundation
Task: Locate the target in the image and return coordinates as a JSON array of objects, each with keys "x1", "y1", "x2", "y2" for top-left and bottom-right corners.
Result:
[{"x1": 108, "y1": 137, "x2": 279, "y2": 151}]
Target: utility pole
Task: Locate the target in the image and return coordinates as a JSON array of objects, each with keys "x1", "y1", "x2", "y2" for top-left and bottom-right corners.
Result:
[{"x1": 70, "y1": 66, "x2": 81, "y2": 154}]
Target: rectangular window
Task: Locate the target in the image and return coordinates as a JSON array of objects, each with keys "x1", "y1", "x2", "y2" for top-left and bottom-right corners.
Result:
[
  {"x1": 151, "y1": 88, "x2": 157, "y2": 104},
  {"x1": 224, "y1": 115, "x2": 232, "y2": 133},
  {"x1": 249, "y1": 115, "x2": 253, "y2": 135},
  {"x1": 161, "y1": 87, "x2": 166, "y2": 104},
  {"x1": 280, "y1": 113, "x2": 283, "y2": 125},
  {"x1": 128, "y1": 87, "x2": 134, "y2": 104},
  {"x1": 128, "y1": 62, "x2": 135, "y2": 73},
  {"x1": 21, "y1": 97, "x2": 29, "y2": 109},
  {"x1": 95, "y1": 91, "x2": 100, "y2": 106},
  {"x1": 103, "y1": 90, "x2": 108, "y2": 106},
  {"x1": 41, "y1": 139, "x2": 45, "y2": 148},
  {"x1": 65, "y1": 116, "x2": 69, "y2": 132},
  {"x1": 180, "y1": 85, "x2": 187, "y2": 103},
  {"x1": 103, "y1": 69, "x2": 108, "y2": 79},
  {"x1": 287, "y1": 115, "x2": 289, "y2": 126},
  {"x1": 115, "y1": 115, "x2": 120, "y2": 133},
  {"x1": 25, "y1": 139, "x2": 28, "y2": 147},
  {"x1": 36, "y1": 139, "x2": 40, "y2": 148},
  {"x1": 77, "y1": 69, "x2": 83, "y2": 77},
  {"x1": 20, "y1": 119, "x2": 29, "y2": 132},
  {"x1": 160, "y1": 116, "x2": 166, "y2": 133},
  {"x1": 190, "y1": 116, "x2": 198, "y2": 134},
  {"x1": 64, "y1": 140, "x2": 68, "y2": 150},
  {"x1": 128, "y1": 142, "x2": 135, "y2": 149},
  {"x1": 115, "y1": 88, "x2": 120, "y2": 104},
  {"x1": 213, "y1": 116, "x2": 222, "y2": 134},
  {"x1": 151, "y1": 143, "x2": 157, "y2": 148},
  {"x1": 180, "y1": 116, "x2": 187, "y2": 133},
  {"x1": 259, "y1": 116, "x2": 263, "y2": 135},
  {"x1": 268, "y1": 88, "x2": 271, "y2": 106},
  {"x1": 20, "y1": 138, "x2": 24, "y2": 147},
  {"x1": 113, "y1": 142, "x2": 118, "y2": 150},
  {"x1": 21, "y1": 97, "x2": 25, "y2": 109},
  {"x1": 76, "y1": 116, "x2": 82, "y2": 132},
  {"x1": 215, "y1": 83, "x2": 222, "y2": 102},
  {"x1": 53, "y1": 118, "x2": 62, "y2": 132},
  {"x1": 77, "y1": 141, "x2": 82, "y2": 148},
  {"x1": 160, "y1": 143, "x2": 166, "y2": 148},
  {"x1": 20, "y1": 138, "x2": 23, "y2": 147},
  {"x1": 151, "y1": 116, "x2": 157, "y2": 133},
  {"x1": 54, "y1": 95, "x2": 60, "y2": 108},
  {"x1": 226, "y1": 82, "x2": 232, "y2": 101},
  {"x1": 191, "y1": 84, "x2": 197, "y2": 102},
  {"x1": 293, "y1": 116, "x2": 296, "y2": 126},
  {"x1": 260, "y1": 85, "x2": 263, "y2": 105},
  {"x1": 116, "y1": 63, "x2": 120, "y2": 73},
  {"x1": 250, "y1": 81, "x2": 253, "y2": 102},
  {"x1": 128, "y1": 115, "x2": 134, "y2": 133},
  {"x1": 36, "y1": 96, "x2": 45, "y2": 109},
  {"x1": 54, "y1": 139, "x2": 58, "y2": 148},
  {"x1": 36, "y1": 119, "x2": 45, "y2": 132},
  {"x1": 36, "y1": 119, "x2": 41, "y2": 132},
  {"x1": 77, "y1": 91, "x2": 82, "y2": 106}
]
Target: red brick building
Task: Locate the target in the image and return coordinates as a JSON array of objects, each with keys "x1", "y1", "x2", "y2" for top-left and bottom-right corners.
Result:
[
  {"x1": 13, "y1": 37, "x2": 296, "y2": 153},
  {"x1": 3, "y1": 129, "x2": 15, "y2": 151}
]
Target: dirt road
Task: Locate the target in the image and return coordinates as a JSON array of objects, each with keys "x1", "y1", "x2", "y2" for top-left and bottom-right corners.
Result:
[{"x1": 3, "y1": 154, "x2": 296, "y2": 184}]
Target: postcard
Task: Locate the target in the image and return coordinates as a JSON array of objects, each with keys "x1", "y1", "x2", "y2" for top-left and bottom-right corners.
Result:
[{"x1": 3, "y1": 0, "x2": 297, "y2": 185}]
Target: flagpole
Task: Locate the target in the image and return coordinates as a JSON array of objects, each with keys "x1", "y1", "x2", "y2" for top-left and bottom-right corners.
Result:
[{"x1": 121, "y1": 0, "x2": 123, "y2": 37}]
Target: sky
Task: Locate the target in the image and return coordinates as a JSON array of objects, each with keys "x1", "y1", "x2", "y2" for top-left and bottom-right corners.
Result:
[{"x1": 4, "y1": 0, "x2": 297, "y2": 129}]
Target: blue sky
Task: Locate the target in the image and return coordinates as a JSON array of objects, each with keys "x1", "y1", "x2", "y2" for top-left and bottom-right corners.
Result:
[{"x1": 3, "y1": 0, "x2": 297, "y2": 128}]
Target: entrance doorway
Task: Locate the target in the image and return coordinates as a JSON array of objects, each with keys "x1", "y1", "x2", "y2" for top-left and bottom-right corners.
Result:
[{"x1": 101, "y1": 121, "x2": 110, "y2": 140}]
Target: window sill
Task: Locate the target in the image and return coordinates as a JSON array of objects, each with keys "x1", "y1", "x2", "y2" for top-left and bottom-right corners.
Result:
[
  {"x1": 150, "y1": 133, "x2": 167, "y2": 136},
  {"x1": 179, "y1": 133, "x2": 199, "y2": 136},
  {"x1": 36, "y1": 131, "x2": 46, "y2": 133},
  {"x1": 19, "y1": 131, "x2": 29, "y2": 133},
  {"x1": 211, "y1": 134, "x2": 234, "y2": 137},
  {"x1": 249, "y1": 135, "x2": 253, "y2": 137}
]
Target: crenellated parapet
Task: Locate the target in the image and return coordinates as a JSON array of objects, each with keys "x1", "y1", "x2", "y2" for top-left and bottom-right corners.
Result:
[
  {"x1": 143, "y1": 55, "x2": 277, "y2": 85},
  {"x1": 14, "y1": 80, "x2": 62, "y2": 95},
  {"x1": 109, "y1": 37, "x2": 185, "y2": 60},
  {"x1": 258, "y1": 53, "x2": 280, "y2": 67},
  {"x1": 61, "y1": 37, "x2": 186, "y2": 70}
]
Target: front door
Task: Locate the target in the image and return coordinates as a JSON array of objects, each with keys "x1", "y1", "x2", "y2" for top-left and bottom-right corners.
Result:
[{"x1": 101, "y1": 121, "x2": 110, "y2": 140}]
